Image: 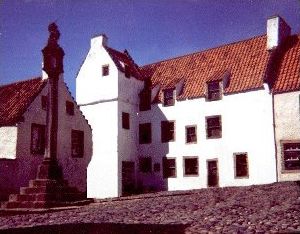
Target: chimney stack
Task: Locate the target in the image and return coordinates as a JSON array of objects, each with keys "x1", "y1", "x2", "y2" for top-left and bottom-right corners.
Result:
[
  {"x1": 91, "y1": 34, "x2": 108, "y2": 49},
  {"x1": 267, "y1": 15, "x2": 291, "y2": 50}
]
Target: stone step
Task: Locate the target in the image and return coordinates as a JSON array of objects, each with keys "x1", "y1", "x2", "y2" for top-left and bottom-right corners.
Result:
[
  {"x1": 8, "y1": 194, "x2": 36, "y2": 202},
  {"x1": 20, "y1": 186, "x2": 58, "y2": 195},
  {"x1": 29, "y1": 179, "x2": 59, "y2": 187}
]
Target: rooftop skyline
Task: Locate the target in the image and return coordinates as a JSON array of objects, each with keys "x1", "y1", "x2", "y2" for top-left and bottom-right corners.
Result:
[{"x1": 0, "y1": 0, "x2": 299, "y2": 96}]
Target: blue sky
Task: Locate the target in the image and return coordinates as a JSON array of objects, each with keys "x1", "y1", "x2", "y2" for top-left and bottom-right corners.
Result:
[{"x1": 0, "y1": 0, "x2": 299, "y2": 96}]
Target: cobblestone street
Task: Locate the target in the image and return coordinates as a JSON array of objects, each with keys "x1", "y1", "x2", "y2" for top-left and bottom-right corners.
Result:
[{"x1": 0, "y1": 182, "x2": 299, "y2": 233}]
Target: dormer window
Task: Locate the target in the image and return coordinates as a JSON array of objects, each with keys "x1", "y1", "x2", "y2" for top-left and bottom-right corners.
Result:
[
  {"x1": 124, "y1": 65, "x2": 131, "y2": 78},
  {"x1": 163, "y1": 88, "x2": 175, "y2": 106},
  {"x1": 102, "y1": 65, "x2": 109, "y2": 76},
  {"x1": 207, "y1": 81, "x2": 222, "y2": 101}
]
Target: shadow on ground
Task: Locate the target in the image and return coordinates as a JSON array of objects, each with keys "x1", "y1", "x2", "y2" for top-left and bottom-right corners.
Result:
[{"x1": 0, "y1": 223, "x2": 188, "y2": 234}]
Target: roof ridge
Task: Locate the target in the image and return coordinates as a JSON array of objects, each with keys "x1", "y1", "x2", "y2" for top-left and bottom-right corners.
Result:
[
  {"x1": 141, "y1": 34, "x2": 266, "y2": 68},
  {"x1": 0, "y1": 76, "x2": 43, "y2": 89}
]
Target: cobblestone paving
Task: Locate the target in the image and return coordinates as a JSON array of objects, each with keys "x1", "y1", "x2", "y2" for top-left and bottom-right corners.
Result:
[{"x1": 0, "y1": 182, "x2": 299, "y2": 233}]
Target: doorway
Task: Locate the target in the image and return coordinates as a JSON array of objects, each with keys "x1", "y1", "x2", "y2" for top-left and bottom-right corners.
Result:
[
  {"x1": 122, "y1": 161, "x2": 135, "y2": 196},
  {"x1": 207, "y1": 159, "x2": 219, "y2": 187}
]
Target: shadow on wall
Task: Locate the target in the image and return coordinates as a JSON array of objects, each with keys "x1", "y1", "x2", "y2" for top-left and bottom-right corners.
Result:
[
  {"x1": 0, "y1": 223, "x2": 188, "y2": 234},
  {"x1": 136, "y1": 102, "x2": 171, "y2": 194}
]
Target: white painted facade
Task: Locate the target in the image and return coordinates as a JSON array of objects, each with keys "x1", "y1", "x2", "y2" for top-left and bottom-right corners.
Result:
[
  {"x1": 0, "y1": 77, "x2": 92, "y2": 200},
  {"x1": 138, "y1": 88, "x2": 277, "y2": 191},
  {"x1": 76, "y1": 35, "x2": 279, "y2": 199},
  {"x1": 274, "y1": 91, "x2": 300, "y2": 181}
]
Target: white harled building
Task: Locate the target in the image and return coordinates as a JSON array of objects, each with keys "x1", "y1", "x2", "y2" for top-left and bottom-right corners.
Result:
[{"x1": 76, "y1": 15, "x2": 300, "y2": 199}]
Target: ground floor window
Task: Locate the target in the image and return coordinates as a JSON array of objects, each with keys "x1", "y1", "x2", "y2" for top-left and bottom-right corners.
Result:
[
  {"x1": 234, "y1": 153, "x2": 249, "y2": 178},
  {"x1": 163, "y1": 157, "x2": 176, "y2": 178},
  {"x1": 71, "y1": 130, "x2": 84, "y2": 158},
  {"x1": 184, "y1": 157, "x2": 198, "y2": 176},
  {"x1": 282, "y1": 142, "x2": 300, "y2": 171},
  {"x1": 31, "y1": 123, "x2": 46, "y2": 154},
  {"x1": 139, "y1": 157, "x2": 152, "y2": 173}
]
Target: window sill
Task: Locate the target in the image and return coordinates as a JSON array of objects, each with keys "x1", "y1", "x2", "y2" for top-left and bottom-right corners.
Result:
[
  {"x1": 235, "y1": 176, "x2": 249, "y2": 179},
  {"x1": 183, "y1": 174, "x2": 199, "y2": 177},
  {"x1": 281, "y1": 169, "x2": 300, "y2": 174}
]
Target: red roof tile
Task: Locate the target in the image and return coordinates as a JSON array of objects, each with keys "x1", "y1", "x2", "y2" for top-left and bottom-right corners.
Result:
[
  {"x1": 272, "y1": 35, "x2": 300, "y2": 93},
  {"x1": 0, "y1": 77, "x2": 46, "y2": 126},
  {"x1": 140, "y1": 35, "x2": 271, "y2": 102},
  {"x1": 105, "y1": 46, "x2": 143, "y2": 80}
]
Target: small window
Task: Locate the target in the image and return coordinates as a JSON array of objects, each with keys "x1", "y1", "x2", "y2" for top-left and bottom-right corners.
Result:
[
  {"x1": 122, "y1": 112, "x2": 130, "y2": 129},
  {"x1": 139, "y1": 89, "x2": 151, "y2": 111},
  {"x1": 139, "y1": 123, "x2": 152, "y2": 144},
  {"x1": 163, "y1": 88, "x2": 175, "y2": 106},
  {"x1": 139, "y1": 157, "x2": 152, "y2": 173},
  {"x1": 71, "y1": 130, "x2": 84, "y2": 158},
  {"x1": 102, "y1": 65, "x2": 109, "y2": 76},
  {"x1": 163, "y1": 158, "x2": 176, "y2": 178},
  {"x1": 124, "y1": 65, "x2": 131, "y2": 78},
  {"x1": 161, "y1": 121, "x2": 175, "y2": 143},
  {"x1": 206, "y1": 116, "x2": 222, "y2": 139},
  {"x1": 186, "y1": 125, "x2": 197, "y2": 144},
  {"x1": 184, "y1": 157, "x2": 199, "y2": 176},
  {"x1": 207, "y1": 81, "x2": 221, "y2": 101},
  {"x1": 41, "y1": 95, "x2": 47, "y2": 110},
  {"x1": 154, "y1": 163, "x2": 160, "y2": 172},
  {"x1": 282, "y1": 142, "x2": 300, "y2": 171},
  {"x1": 234, "y1": 153, "x2": 249, "y2": 178},
  {"x1": 31, "y1": 123, "x2": 46, "y2": 154},
  {"x1": 66, "y1": 101, "x2": 74, "y2": 115}
]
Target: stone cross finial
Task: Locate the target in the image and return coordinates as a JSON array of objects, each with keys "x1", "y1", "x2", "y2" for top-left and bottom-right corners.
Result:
[{"x1": 48, "y1": 22, "x2": 60, "y2": 45}]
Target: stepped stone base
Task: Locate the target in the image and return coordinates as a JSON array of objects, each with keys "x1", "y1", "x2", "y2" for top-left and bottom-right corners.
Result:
[{"x1": 2, "y1": 159, "x2": 89, "y2": 209}]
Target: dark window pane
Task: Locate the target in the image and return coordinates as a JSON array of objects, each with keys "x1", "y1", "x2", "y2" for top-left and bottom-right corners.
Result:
[
  {"x1": 163, "y1": 88, "x2": 175, "y2": 106},
  {"x1": 207, "y1": 81, "x2": 221, "y2": 101},
  {"x1": 186, "y1": 126, "x2": 197, "y2": 143},
  {"x1": 66, "y1": 101, "x2": 74, "y2": 115},
  {"x1": 184, "y1": 158, "x2": 198, "y2": 176},
  {"x1": 72, "y1": 130, "x2": 84, "y2": 158},
  {"x1": 31, "y1": 124, "x2": 46, "y2": 154},
  {"x1": 161, "y1": 121, "x2": 175, "y2": 142},
  {"x1": 163, "y1": 158, "x2": 176, "y2": 178},
  {"x1": 206, "y1": 116, "x2": 222, "y2": 138},
  {"x1": 139, "y1": 157, "x2": 152, "y2": 173},
  {"x1": 283, "y1": 143, "x2": 300, "y2": 170},
  {"x1": 139, "y1": 123, "x2": 152, "y2": 144},
  {"x1": 235, "y1": 154, "x2": 248, "y2": 177},
  {"x1": 102, "y1": 65, "x2": 109, "y2": 76},
  {"x1": 122, "y1": 112, "x2": 130, "y2": 129},
  {"x1": 139, "y1": 89, "x2": 151, "y2": 111}
]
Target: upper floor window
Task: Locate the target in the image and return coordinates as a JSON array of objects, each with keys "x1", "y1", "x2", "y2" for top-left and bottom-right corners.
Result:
[
  {"x1": 207, "y1": 81, "x2": 222, "y2": 101},
  {"x1": 163, "y1": 157, "x2": 176, "y2": 178},
  {"x1": 206, "y1": 115, "x2": 222, "y2": 139},
  {"x1": 124, "y1": 65, "x2": 131, "y2": 78},
  {"x1": 122, "y1": 112, "x2": 130, "y2": 130},
  {"x1": 234, "y1": 153, "x2": 249, "y2": 178},
  {"x1": 31, "y1": 123, "x2": 46, "y2": 155},
  {"x1": 139, "y1": 157, "x2": 152, "y2": 173},
  {"x1": 163, "y1": 88, "x2": 175, "y2": 106},
  {"x1": 184, "y1": 157, "x2": 199, "y2": 176},
  {"x1": 282, "y1": 142, "x2": 300, "y2": 171},
  {"x1": 102, "y1": 65, "x2": 109, "y2": 76},
  {"x1": 186, "y1": 125, "x2": 197, "y2": 144},
  {"x1": 139, "y1": 123, "x2": 152, "y2": 144},
  {"x1": 71, "y1": 130, "x2": 84, "y2": 158},
  {"x1": 139, "y1": 89, "x2": 151, "y2": 111},
  {"x1": 41, "y1": 95, "x2": 48, "y2": 110},
  {"x1": 66, "y1": 101, "x2": 74, "y2": 116},
  {"x1": 161, "y1": 121, "x2": 175, "y2": 143}
]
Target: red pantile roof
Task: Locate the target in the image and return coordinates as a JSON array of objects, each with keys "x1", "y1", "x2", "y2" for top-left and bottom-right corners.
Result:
[
  {"x1": 272, "y1": 35, "x2": 300, "y2": 94},
  {"x1": 105, "y1": 46, "x2": 143, "y2": 80},
  {"x1": 0, "y1": 77, "x2": 46, "y2": 126},
  {"x1": 139, "y1": 34, "x2": 300, "y2": 102},
  {"x1": 140, "y1": 35, "x2": 271, "y2": 102}
]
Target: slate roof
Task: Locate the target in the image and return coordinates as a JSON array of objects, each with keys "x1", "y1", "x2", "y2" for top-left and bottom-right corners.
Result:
[
  {"x1": 139, "y1": 34, "x2": 300, "y2": 102},
  {"x1": 0, "y1": 77, "x2": 47, "y2": 126}
]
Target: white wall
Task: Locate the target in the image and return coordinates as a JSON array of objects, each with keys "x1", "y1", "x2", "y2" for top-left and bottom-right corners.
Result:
[
  {"x1": 274, "y1": 91, "x2": 300, "y2": 181},
  {"x1": 139, "y1": 88, "x2": 277, "y2": 191},
  {"x1": 0, "y1": 78, "x2": 92, "y2": 200},
  {"x1": 0, "y1": 127, "x2": 17, "y2": 159},
  {"x1": 117, "y1": 70, "x2": 144, "y2": 193}
]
